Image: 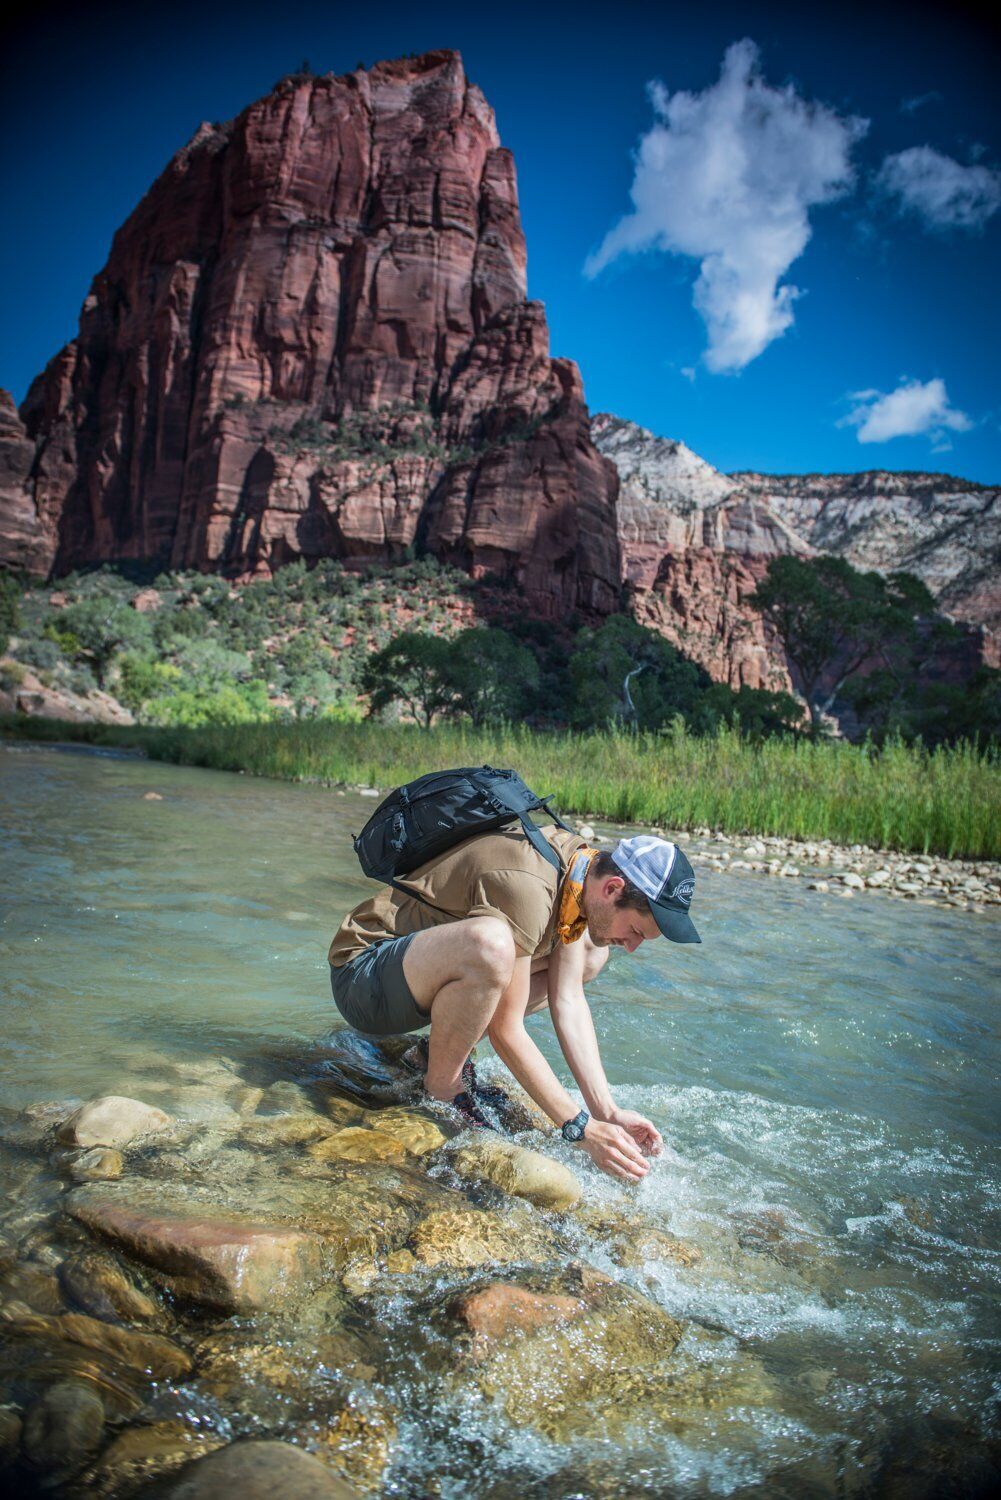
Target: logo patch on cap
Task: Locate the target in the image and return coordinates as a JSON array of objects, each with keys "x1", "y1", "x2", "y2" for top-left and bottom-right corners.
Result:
[{"x1": 673, "y1": 879, "x2": 695, "y2": 908}]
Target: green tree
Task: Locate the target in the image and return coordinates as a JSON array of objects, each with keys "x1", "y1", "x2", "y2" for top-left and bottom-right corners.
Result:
[
  {"x1": 360, "y1": 632, "x2": 459, "y2": 727},
  {"x1": 0, "y1": 573, "x2": 21, "y2": 655},
  {"x1": 446, "y1": 627, "x2": 540, "y2": 726},
  {"x1": 566, "y1": 615, "x2": 709, "y2": 731},
  {"x1": 750, "y1": 556, "x2": 935, "y2": 730},
  {"x1": 55, "y1": 597, "x2": 153, "y2": 685}
]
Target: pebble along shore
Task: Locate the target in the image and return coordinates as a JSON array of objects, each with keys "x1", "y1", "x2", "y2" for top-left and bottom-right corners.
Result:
[{"x1": 341, "y1": 787, "x2": 1000, "y2": 916}]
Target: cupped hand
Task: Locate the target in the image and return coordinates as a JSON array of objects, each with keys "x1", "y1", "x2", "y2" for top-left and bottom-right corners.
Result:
[
  {"x1": 579, "y1": 1119, "x2": 649, "y2": 1182},
  {"x1": 606, "y1": 1107, "x2": 663, "y2": 1156}
]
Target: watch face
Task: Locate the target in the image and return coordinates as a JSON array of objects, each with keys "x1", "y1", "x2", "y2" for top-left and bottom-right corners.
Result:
[
  {"x1": 565, "y1": 1122, "x2": 584, "y2": 1141},
  {"x1": 562, "y1": 1113, "x2": 587, "y2": 1142}
]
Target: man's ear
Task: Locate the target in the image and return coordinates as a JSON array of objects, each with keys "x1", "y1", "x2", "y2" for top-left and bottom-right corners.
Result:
[{"x1": 600, "y1": 875, "x2": 626, "y2": 902}]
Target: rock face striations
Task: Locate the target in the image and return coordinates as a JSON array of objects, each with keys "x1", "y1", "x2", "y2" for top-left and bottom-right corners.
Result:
[
  {"x1": 592, "y1": 413, "x2": 807, "y2": 690},
  {"x1": 0, "y1": 51, "x2": 620, "y2": 618},
  {"x1": 593, "y1": 414, "x2": 999, "y2": 686},
  {"x1": 732, "y1": 469, "x2": 1001, "y2": 638}
]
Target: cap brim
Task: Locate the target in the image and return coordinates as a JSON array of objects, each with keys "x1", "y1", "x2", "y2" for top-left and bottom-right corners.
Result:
[{"x1": 652, "y1": 903, "x2": 701, "y2": 944}]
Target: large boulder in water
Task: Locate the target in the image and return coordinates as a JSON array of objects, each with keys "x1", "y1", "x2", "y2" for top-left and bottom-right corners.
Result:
[{"x1": 65, "y1": 1185, "x2": 325, "y2": 1314}]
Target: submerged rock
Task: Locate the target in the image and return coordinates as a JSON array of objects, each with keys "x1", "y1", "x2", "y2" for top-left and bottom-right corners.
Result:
[
  {"x1": 57, "y1": 1097, "x2": 173, "y2": 1150},
  {"x1": 66, "y1": 1186, "x2": 325, "y2": 1314},
  {"x1": 0, "y1": 1405, "x2": 22, "y2": 1460},
  {"x1": 360, "y1": 1108, "x2": 447, "y2": 1157},
  {"x1": 408, "y1": 1208, "x2": 554, "y2": 1270},
  {"x1": 240, "y1": 1114, "x2": 339, "y2": 1148},
  {"x1": 458, "y1": 1271, "x2": 685, "y2": 1441},
  {"x1": 258, "y1": 1081, "x2": 316, "y2": 1115},
  {"x1": 79, "y1": 1420, "x2": 224, "y2": 1499},
  {"x1": 58, "y1": 1250, "x2": 160, "y2": 1325},
  {"x1": 574, "y1": 1205, "x2": 701, "y2": 1269},
  {"x1": 67, "y1": 1147, "x2": 124, "y2": 1183},
  {"x1": 306, "y1": 1127, "x2": 408, "y2": 1165},
  {"x1": 196, "y1": 1327, "x2": 376, "y2": 1401},
  {"x1": 451, "y1": 1137, "x2": 581, "y2": 1210},
  {"x1": 157, "y1": 1439, "x2": 360, "y2": 1498},
  {"x1": 1, "y1": 1307, "x2": 191, "y2": 1379},
  {"x1": 21, "y1": 1377, "x2": 105, "y2": 1472},
  {"x1": 0, "y1": 1261, "x2": 66, "y2": 1314},
  {"x1": 448, "y1": 1281, "x2": 584, "y2": 1354},
  {"x1": 309, "y1": 1397, "x2": 398, "y2": 1494}
]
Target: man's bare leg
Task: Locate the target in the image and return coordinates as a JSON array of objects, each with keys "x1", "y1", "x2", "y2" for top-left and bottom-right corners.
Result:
[{"x1": 401, "y1": 916, "x2": 516, "y2": 1101}]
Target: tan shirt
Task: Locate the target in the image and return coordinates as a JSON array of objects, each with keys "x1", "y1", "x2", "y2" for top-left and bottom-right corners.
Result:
[{"x1": 329, "y1": 824, "x2": 586, "y2": 968}]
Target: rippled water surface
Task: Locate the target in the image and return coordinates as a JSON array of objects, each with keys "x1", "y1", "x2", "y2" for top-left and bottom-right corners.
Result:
[{"x1": 1, "y1": 742, "x2": 999, "y2": 1497}]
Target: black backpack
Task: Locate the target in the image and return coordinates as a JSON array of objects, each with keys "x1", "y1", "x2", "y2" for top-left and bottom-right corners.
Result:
[{"x1": 352, "y1": 766, "x2": 574, "y2": 896}]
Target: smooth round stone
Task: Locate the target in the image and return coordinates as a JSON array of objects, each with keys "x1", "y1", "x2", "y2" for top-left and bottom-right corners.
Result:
[
  {"x1": 157, "y1": 1439, "x2": 360, "y2": 1498},
  {"x1": 57, "y1": 1096, "x2": 173, "y2": 1149},
  {"x1": 452, "y1": 1138, "x2": 581, "y2": 1210},
  {"x1": 21, "y1": 1379, "x2": 105, "y2": 1471},
  {"x1": 59, "y1": 1250, "x2": 160, "y2": 1324}
]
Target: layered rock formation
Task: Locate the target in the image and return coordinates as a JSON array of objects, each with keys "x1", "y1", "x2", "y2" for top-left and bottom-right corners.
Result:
[
  {"x1": 592, "y1": 413, "x2": 805, "y2": 690},
  {"x1": 732, "y1": 469, "x2": 1001, "y2": 636},
  {"x1": 593, "y1": 414, "x2": 999, "y2": 687},
  {"x1": 0, "y1": 51, "x2": 620, "y2": 618}
]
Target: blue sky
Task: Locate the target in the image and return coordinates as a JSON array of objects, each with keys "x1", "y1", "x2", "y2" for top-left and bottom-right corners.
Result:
[{"x1": 2, "y1": 0, "x2": 998, "y2": 481}]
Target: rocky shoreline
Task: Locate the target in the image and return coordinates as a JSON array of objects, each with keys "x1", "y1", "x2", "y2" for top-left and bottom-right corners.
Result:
[{"x1": 1, "y1": 1048, "x2": 791, "y2": 1498}]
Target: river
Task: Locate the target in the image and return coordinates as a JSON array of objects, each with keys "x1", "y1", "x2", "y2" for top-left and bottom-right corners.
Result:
[{"x1": 1, "y1": 741, "x2": 999, "y2": 1497}]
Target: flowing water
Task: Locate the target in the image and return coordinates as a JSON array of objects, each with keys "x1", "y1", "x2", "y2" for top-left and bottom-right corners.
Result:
[{"x1": 1, "y1": 741, "x2": 999, "y2": 1497}]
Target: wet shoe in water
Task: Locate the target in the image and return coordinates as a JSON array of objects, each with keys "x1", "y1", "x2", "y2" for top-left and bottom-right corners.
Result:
[{"x1": 420, "y1": 1085, "x2": 497, "y2": 1130}]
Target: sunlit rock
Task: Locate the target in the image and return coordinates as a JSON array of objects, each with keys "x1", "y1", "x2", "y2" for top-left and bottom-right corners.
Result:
[
  {"x1": 67, "y1": 1147, "x2": 124, "y2": 1183},
  {"x1": 408, "y1": 1208, "x2": 554, "y2": 1269},
  {"x1": 57, "y1": 1096, "x2": 173, "y2": 1149},
  {"x1": 358, "y1": 1108, "x2": 447, "y2": 1157},
  {"x1": 451, "y1": 1137, "x2": 581, "y2": 1210},
  {"x1": 306, "y1": 1127, "x2": 408, "y2": 1164},
  {"x1": 66, "y1": 1185, "x2": 325, "y2": 1314},
  {"x1": 448, "y1": 1281, "x2": 584, "y2": 1356}
]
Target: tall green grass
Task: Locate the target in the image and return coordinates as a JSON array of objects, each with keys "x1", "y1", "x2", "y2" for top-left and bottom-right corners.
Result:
[{"x1": 4, "y1": 715, "x2": 999, "y2": 859}]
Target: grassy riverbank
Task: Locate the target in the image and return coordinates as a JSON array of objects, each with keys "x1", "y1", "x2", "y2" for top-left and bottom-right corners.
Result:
[{"x1": 4, "y1": 715, "x2": 999, "y2": 859}]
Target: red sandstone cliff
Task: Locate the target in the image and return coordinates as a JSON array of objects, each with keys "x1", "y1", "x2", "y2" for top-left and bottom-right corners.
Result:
[{"x1": 1, "y1": 52, "x2": 620, "y2": 618}]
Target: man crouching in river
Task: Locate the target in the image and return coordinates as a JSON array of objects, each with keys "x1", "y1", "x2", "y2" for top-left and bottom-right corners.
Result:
[{"x1": 329, "y1": 825, "x2": 701, "y2": 1182}]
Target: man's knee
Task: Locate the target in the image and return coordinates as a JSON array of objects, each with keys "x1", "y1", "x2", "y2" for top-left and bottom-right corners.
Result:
[{"x1": 464, "y1": 916, "x2": 517, "y2": 983}]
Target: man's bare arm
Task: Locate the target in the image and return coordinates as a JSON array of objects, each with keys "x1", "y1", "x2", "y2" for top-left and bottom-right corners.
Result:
[
  {"x1": 545, "y1": 936, "x2": 617, "y2": 1119},
  {"x1": 487, "y1": 950, "x2": 650, "y2": 1181}
]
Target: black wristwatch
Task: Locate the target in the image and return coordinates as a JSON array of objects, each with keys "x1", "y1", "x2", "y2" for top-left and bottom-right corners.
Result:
[{"x1": 561, "y1": 1109, "x2": 590, "y2": 1143}]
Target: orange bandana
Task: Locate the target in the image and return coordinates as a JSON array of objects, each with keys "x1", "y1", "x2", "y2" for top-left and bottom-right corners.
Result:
[{"x1": 556, "y1": 845, "x2": 600, "y2": 944}]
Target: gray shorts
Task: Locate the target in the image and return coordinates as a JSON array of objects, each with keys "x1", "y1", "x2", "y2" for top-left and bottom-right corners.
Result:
[{"x1": 329, "y1": 933, "x2": 427, "y2": 1038}]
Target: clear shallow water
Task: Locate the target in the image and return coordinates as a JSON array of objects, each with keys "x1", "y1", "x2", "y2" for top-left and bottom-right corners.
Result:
[{"x1": 1, "y1": 741, "x2": 999, "y2": 1496}]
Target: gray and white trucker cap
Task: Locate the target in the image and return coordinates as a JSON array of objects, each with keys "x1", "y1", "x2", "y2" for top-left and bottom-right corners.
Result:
[{"x1": 610, "y1": 835, "x2": 701, "y2": 944}]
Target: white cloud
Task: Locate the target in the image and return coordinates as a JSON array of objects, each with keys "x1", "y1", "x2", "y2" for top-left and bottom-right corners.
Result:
[
  {"x1": 842, "y1": 378, "x2": 972, "y2": 445},
  {"x1": 584, "y1": 39, "x2": 868, "y2": 373},
  {"x1": 900, "y1": 91, "x2": 942, "y2": 115},
  {"x1": 877, "y1": 146, "x2": 1001, "y2": 229}
]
